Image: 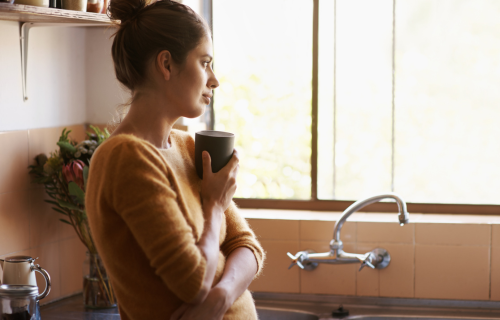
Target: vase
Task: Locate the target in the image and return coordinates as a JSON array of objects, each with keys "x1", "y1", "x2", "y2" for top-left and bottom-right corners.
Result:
[{"x1": 82, "y1": 252, "x2": 117, "y2": 309}]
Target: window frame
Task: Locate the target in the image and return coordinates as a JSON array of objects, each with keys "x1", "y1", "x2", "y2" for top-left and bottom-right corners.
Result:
[{"x1": 209, "y1": 0, "x2": 500, "y2": 215}]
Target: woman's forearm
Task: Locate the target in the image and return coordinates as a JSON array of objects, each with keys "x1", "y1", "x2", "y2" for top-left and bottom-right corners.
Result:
[
  {"x1": 215, "y1": 247, "x2": 258, "y2": 306},
  {"x1": 192, "y1": 203, "x2": 224, "y2": 304}
]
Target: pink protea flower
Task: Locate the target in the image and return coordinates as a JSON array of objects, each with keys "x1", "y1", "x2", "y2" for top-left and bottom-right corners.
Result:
[{"x1": 63, "y1": 160, "x2": 85, "y2": 189}]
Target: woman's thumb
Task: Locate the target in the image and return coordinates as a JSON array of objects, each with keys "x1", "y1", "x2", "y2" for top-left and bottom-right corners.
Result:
[{"x1": 202, "y1": 151, "x2": 212, "y2": 178}]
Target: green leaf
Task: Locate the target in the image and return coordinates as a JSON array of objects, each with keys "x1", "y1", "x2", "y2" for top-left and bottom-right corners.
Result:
[
  {"x1": 68, "y1": 182, "x2": 85, "y2": 204},
  {"x1": 44, "y1": 200, "x2": 59, "y2": 206},
  {"x1": 51, "y1": 207, "x2": 69, "y2": 216},
  {"x1": 81, "y1": 209, "x2": 87, "y2": 220},
  {"x1": 57, "y1": 200, "x2": 82, "y2": 211},
  {"x1": 83, "y1": 166, "x2": 89, "y2": 190},
  {"x1": 59, "y1": 128, "x2": 71, "y2": 143},
  {"x1": 59, "y1": 219, "x2": 72, "y2": 225},
  {"x1": 57, "y1": 141, "x2": 76, "y2": 153}
]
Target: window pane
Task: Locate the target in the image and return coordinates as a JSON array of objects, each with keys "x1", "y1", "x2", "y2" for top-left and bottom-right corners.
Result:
[
  {"x1": 394, "y1": 0, "x2": 500, "y2": 204},
  {"x1": 318, "y1": 0, "x2": 393, "y2": 200},
  {"x1": 213, "y1": 0, "x2": 313, "y2": 199}
]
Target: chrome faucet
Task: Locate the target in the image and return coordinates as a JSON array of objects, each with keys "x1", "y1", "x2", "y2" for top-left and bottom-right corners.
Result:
[{"x1": 287, "y1": 193, "x2": 410, "y2": 271}]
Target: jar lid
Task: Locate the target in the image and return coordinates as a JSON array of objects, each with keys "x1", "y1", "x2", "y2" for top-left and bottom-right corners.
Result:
[{"x1": 0, "y1": 285, "x2": 38, "y2": 297}]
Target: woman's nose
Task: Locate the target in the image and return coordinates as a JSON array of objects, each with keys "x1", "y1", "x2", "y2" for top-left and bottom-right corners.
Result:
[{"x1": 208, "y1": 70, "x2": 219, "y2": 89}]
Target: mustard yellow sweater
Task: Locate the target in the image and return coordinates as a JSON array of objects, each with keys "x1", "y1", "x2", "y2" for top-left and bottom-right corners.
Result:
[{"x1": 85, "y1": 130, "x2": 265, "y2": 320}]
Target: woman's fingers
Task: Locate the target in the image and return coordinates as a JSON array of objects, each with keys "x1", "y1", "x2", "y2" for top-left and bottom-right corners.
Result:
[
  {"x1": 202, "y1": 151, "x2": 212, "y2": 180},
  {"x1": 200, "y1": 148, "x2": 240, "y2": 212},
  {"x1": 170, "y1": 303, "x2": 189, "y2": 320}
]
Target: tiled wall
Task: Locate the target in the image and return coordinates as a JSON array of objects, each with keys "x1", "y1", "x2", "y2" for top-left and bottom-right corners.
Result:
[
  {"x1": 0, "y1": 125, "x2": 88, "y2": 305},
  {"x1": 247, "y1": 217, "x2": 500, "y2": 301}
]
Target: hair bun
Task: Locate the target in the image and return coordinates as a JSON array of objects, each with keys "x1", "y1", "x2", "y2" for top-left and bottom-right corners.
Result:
[{"x1": 108, "y1": 0, "x2": 147, "y2": 24}]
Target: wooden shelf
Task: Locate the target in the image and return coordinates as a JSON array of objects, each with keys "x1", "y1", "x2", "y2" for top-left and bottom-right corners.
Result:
[{"x1": 0, "y1": 2, "x2": 112, "y2": 24}]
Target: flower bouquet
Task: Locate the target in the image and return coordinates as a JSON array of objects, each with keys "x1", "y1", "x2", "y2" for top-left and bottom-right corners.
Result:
[{"x1": 28, "y1": 126, "x2": 116, "y2": 308}]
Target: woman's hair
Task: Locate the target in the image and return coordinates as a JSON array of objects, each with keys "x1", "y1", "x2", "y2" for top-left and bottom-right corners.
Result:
[{"x1": 108, "y1": 0, "x2": 210, "y2": 92}]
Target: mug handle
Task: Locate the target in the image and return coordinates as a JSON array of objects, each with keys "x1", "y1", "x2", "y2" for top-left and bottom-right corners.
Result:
[{"x1": 31, "y1": 264, "x2": 51, "y2": 300}]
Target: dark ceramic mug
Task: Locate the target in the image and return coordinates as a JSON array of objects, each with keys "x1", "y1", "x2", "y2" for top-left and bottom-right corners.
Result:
[{"x1": 195, "y1": 130, "x2": 235, "y2": 179}]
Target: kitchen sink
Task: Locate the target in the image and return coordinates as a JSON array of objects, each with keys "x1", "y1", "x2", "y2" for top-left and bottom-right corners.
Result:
[
  {"x1": 348, "y1": 317, "x2": 492, "y2": 320},
  {"x1": 253, "y1": 292, "x2": 500, "y2": 320},
  {"x1": 256, "y1": 307, "x2": 320, "y2": 320}
]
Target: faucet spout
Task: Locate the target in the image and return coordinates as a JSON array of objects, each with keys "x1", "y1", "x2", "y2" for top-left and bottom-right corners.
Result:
[{"x1": 333, "y1": 193, "x2": 409, "y2": 245}]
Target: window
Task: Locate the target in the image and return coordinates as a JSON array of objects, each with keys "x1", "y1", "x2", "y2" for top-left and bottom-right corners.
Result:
[{"x1": 212, "y1": 0, "x2": 500, "y2": 213}]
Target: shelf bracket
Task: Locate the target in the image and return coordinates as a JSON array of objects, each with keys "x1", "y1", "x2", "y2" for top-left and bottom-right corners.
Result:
[{"x1": 19, "y1": 22, "x2": 107, "y2": 102}]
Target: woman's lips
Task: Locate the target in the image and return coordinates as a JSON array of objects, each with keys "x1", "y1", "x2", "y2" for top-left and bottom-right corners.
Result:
[{"x1": 202, "y1": 94, "x2": 212, "y2": 104}]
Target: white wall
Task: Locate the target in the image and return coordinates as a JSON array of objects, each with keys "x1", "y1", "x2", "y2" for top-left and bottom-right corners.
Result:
[
  {"x1": 0, "y1": 22, "x2": 130, "y2": 132},
  {"x1": 85, "y1": 27, "x2": 129, "y2": 125},
  {"x1": 0, "y1": 21, "x2": 89, "y2": 131}
]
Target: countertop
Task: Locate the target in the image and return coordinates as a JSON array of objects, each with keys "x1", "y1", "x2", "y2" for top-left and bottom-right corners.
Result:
[
  {"x1": 40, "y1": 292, "x2": 500, "y2": 320},
  {"x1": 40, "y1": 294, "x2": 120, "y2": 320}
]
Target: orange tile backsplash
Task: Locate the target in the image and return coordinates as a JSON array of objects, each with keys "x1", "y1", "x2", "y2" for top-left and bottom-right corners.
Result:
[
  {"x1": 246, "y1": 215, "x2": 500, "y2": 302},
  {"x1": 357, "y1": 222, "x2": 414, "y2": 244},
  {"x1": 0, "y1": 130, "x2": 30, "y2": 194},
  {"x1": 415, "y1": 244, "x2": 490, "y2": 300},
  {"x1": 416, "y1": 223, "x2": 490, "y2": 246},
  {"x1": 0, "y1": 125, "x2": 88, "y2": 305}
]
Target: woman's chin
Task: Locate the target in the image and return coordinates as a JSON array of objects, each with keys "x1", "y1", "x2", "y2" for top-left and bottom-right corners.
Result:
[{"x1": 184, "y1": 105, "x2": 207, "y2": 119}]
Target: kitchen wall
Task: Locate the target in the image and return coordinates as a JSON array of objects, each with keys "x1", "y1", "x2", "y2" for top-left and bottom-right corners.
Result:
[
  {"x1": 246, "y1": 211, "x2": 500, "y2": 301},
  {"x1": 0, "y1": 21, "x2": 123, "y2": 304}
]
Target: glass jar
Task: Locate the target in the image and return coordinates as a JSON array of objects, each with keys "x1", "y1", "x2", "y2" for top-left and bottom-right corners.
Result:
[
  {"x1": 0, "y1": 285, "x2": 38, "y2": 320},
  {"x1": 82, "y1": 252, "x2": 116, "y2": 309}
]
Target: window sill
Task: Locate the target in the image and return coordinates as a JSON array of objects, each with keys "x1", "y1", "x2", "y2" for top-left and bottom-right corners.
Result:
[
  {"x1": 240, "y1": 207, "x2": 500, "y2": 225},
  {"x1": 234, "y1": 198, "x2": 500, "y2": 215}
]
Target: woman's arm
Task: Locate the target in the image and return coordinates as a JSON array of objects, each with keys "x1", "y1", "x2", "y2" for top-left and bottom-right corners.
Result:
[
  {"x1": 215, "y1": 247, "x2": 258, "y2": 306},
  {"x1": 170, "y1": 247, "x2": 257, "y2": 320},
  {"x1": 191, "y1": 150, "x2": 240, "y2": 304}
]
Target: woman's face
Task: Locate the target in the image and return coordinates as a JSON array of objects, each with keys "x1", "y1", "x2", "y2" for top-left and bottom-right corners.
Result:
[{"x1": 168, "y1": 34, "x2": 219, "y2": 119}]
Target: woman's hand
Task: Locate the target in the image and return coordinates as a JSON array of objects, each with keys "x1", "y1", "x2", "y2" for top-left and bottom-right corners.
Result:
[
  {"x1": 200, "y1": 149, "x2": 239, "y2": 214},
  {"x1": 170, "y1": 286, "x2": 230, "y2": 320}
]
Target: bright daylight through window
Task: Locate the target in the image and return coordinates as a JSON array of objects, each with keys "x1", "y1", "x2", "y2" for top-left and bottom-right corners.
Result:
[{"x1": 213, "y1": 0, "x2": 500, "y2": 205}]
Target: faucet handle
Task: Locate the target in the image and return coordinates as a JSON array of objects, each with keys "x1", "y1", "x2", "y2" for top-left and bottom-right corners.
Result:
[
  {"x1": 358, "y1": 253, "x2": 376, "y2": 272},
  {"x1": 358, "y1": 259, "x2": 375, "y2": 272},
  {"x1": 286, "y1": 251, "x2": 318, "y2": 270},
  {"x1": 287, "y1": 252, "x2": 305, "y2": 269}
]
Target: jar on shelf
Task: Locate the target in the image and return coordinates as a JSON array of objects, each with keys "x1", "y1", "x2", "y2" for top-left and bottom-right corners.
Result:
[
  {"x1": 86, "y1": 0, "x2": 103, "y2": 13},
  {"x1": 14, "y1": 0, "x2": 49, "y2": 7},
  {"x1": 61, "y1": 0, "x2": 87, "y2": 11}
]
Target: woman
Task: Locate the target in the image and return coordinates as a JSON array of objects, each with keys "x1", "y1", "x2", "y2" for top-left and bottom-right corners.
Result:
[{"x1": 85, "y1": 0, "x2": 265, "y2": 319}]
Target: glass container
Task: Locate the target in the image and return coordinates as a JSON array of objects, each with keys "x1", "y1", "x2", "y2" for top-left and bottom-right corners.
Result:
[
  {"x1": 82, "y1": 252, "x2": 116, "y2": 309},
  {"x1": 0, "y1": 285, "x2": 38, "y2": 320}
]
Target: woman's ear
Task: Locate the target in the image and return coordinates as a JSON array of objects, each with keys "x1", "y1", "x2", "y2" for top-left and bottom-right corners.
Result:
[{"x1": 156, "y1": 50, "x2": 172, "y2": 81}]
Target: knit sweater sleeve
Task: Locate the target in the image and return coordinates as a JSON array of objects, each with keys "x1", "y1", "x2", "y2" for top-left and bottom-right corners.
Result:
[
  {"x1": 221, "y1": 203, "x2": 265, "y2": 277},
  {"x1": 99, "y1": 137, "x2": 206, "y2": 303}
]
